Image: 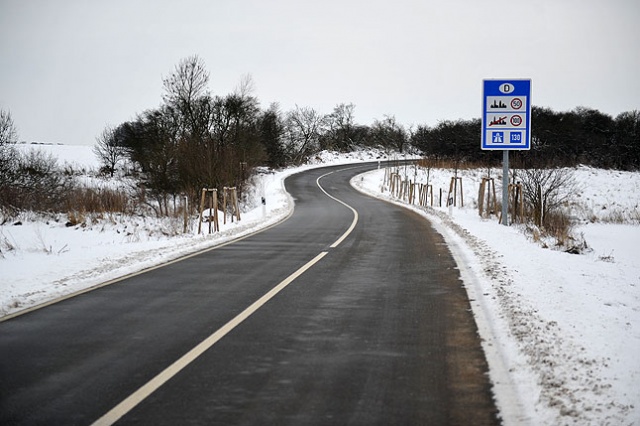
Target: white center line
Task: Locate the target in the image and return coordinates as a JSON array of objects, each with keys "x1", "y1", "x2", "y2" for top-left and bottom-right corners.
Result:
[
  {"x1": 92, "y1": 165, "x2": 362, "y2": 425},
  {"x1": 316, "y1": 169, "x2": 360, "y2": 248},
  {"x1": 91, "y1": 251, "x2": 328, "y2": 426}
]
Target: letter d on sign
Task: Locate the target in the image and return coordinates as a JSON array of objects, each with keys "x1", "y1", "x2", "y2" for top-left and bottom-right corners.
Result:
[{"x1": 499, "y1": 83, "x2": 514, "y2": 94}]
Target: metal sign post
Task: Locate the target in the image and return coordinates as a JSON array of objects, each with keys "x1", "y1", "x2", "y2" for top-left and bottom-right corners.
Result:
[
  {"x1": 481, "y1": 79, "x2": 531, "y2": 225},
  {"x1": 502, "y1": 150, "x2": 509, "y2": 225}
]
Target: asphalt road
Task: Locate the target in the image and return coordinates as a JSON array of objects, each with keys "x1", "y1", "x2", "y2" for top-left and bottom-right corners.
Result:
[{"x1": 0, "y1": 163, "x2": 499, "y2": 425}]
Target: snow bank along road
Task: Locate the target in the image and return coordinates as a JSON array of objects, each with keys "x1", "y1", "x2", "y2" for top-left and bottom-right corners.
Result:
[{"x1": 1, "y1": 164, "x2": 500, "y2": 425}]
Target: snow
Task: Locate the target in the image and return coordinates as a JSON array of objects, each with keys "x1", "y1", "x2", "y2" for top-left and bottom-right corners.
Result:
[
  {"x1": 15, "y1": 142, "x2": 98, "y2": 173},
  {"x1": 0, "y1": 146, "x2": 391, "y2": 316},
  {"x1": 352, "y1": 166, "x2": 640, "y2": 425},
  {"x1": 2, "y1": 145, "x2": 639, "y2": 425}
]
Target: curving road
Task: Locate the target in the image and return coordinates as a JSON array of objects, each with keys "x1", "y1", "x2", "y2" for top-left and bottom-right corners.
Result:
[{"x1": 0, "y1": 163, "x2": 499, "y2": 425}]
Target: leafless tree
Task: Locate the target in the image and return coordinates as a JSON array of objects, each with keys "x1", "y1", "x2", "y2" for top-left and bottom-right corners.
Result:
[
  {"x1": 234, "y1": 73, "x2": 255, "y2": 99},
  {"x1": 93, "y1": 125, "x2": 126, "y2": 177},
  {"x1": 325, "y1": 103, "x2": 356, "y2": 150},
  {"x1": 370, "y1": 115, "x2": 407, "y2": 152},
  {"x1": 0, "y1": 109, "x2": 18, "y2": 145},
  {"x1": 0, "y1": 109, "x2": 19, "y2": 205},
  {"x1": 162, "y1": 55, "x2": 210, "y2": 135},
  {"x1": 517, "y1": 167, "x2": 576, "y2": 227},
  {"x1": 284, "y1": 105, "x2": 326, "y2": 164}
]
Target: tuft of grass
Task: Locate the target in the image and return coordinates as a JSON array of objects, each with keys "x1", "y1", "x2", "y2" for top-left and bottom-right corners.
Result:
[
  {"x1": 0, "y1": 230, "x2": 17, "y2": 257},
  {"x1": 66, "y1": 210, "x2": 86, "y2": 227},
  {"x1": 599, "y1": 209, "x2": 640, "y2": 225}
]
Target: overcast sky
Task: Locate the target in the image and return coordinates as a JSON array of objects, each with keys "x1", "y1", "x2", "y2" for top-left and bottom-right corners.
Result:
[{"x1": 1, "y1": 0, "x2": 638, "y2": 146}]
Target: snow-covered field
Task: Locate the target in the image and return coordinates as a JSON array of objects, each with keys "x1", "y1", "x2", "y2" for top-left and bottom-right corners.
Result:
[{"x1": 1, "y1": 144, "x2": 639, "y2": 425}]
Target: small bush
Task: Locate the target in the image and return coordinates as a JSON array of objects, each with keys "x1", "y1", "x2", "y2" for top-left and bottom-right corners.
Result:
[
  {"x1": 517, "y1": 167, "x2": 577, "y2": 228},
  {"x1": 8, "y1": 149, "x2": 74, "y2": 211}
]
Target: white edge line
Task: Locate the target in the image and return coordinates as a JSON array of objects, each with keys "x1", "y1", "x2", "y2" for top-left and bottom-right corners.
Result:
[
  {"x1": 91, "y1": 250, "x2": 328, "y2": 426},
  {"x1": 350, "y1": 169, "x2": 529, "y2": 425},
  {"x1": 0, "y1": 203, "x2": 296, "y2": 323},
  {"x1": 92, "y1": 165, "x2": 365, "y2": 425},
  {"x1": 3, "y1": 163, "x2": 369, "y2": 322}
]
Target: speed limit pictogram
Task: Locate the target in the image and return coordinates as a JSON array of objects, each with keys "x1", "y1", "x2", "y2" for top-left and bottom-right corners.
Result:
[
  {"x1": 511, "y1": 98, "x2": 522, "y2": 109},
  {"x1": 510, "y1": 115, "x2": 522, "y2": 126}
]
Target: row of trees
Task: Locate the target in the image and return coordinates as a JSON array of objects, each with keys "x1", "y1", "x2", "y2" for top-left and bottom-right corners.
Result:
[
  {"x1": 3, "y1": 55, "x2": 638, "y2": 217},
  {"x1": 411, "y1": 107, "x2": 640, "y2": 170},
  {"x1": 94, "y1": 56, "x2": 409, "y2": 212}
]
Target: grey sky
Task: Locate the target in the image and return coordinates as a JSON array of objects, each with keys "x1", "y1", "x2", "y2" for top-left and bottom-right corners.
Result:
[{"x1": 1, "y1": 0, "x2": 638, "y2": 146}]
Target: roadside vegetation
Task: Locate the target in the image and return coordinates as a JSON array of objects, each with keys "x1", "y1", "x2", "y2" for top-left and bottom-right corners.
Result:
[{"x1": 1, "y1": 55, "x2": 639, "y2": 246}]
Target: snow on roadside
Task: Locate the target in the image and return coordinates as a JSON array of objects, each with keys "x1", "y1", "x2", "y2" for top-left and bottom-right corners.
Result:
[
  {"x1": 352, "y1": 168, "x2": 640, "y2": 425},
  {"x1": 2, "y1": 144, "x2": 639, "y2": 425},
  {"x1": 0, "y1": 168, "x2": 294, "y2": 317},
  {"x1": 0, "y1": 145, "x2": 395, "y2": 317}
]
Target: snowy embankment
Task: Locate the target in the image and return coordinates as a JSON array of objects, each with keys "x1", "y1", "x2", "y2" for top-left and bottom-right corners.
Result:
[
  {"x1": 1, "y1": 144, "x2": 639, "y2": 425},
  {"x1": 0, "y1": 145, "x2": 388, "y2": 317},
  {"x1": 353, "y1": 166, "x2": 640, "y2": 425}
]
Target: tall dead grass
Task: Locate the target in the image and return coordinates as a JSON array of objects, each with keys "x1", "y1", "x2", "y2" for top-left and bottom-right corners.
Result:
[
  {"x1": 63, "y1": 186, "x2": 134, "y2": 226},
  {"x1": 63, "y1": 186, "x2": 132, "y2": 215}
]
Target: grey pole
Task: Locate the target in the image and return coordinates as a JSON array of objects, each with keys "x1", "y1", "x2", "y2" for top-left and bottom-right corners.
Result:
[{"x1": 502, "y1": 150, "x2": 509, "y2": 225}]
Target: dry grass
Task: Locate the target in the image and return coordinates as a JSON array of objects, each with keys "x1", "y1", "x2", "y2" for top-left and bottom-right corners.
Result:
[
  {"x1": 62, "y1": 186, "x2": 133, "y2": 227},
  {"x1": 63, "y1": 186, "x2": 132, "y2": 214},
  {"x1": 545, "y1": 211, "x2": 573, "y2": 245},
  {"x1": 599, "y1": 209, "x2": 640, "y2": 225}
]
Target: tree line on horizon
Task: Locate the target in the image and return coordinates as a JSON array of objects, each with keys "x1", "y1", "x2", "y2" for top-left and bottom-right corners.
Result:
[
  {"x1": 94, "y1": 56, "x2": 638, "y2": 205},
  {"x1": 1, "y1": 54, "x2": 638, "y2": 216},
  {"x1": 411, "y1": 107, "x2": 640, "y2": 170},
  {"x1": 92, "y1": 55, "x2": 408, "y2": 212}
]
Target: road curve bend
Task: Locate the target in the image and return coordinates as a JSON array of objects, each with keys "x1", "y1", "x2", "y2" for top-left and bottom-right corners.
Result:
[{"x1": 0, "y1": 163, "x2": 499, "y2": 425}]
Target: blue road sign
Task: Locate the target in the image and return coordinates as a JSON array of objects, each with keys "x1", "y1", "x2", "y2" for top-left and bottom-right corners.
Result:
[{"x1": 482, "y1": 79, "x2": 531, "y2": 150}]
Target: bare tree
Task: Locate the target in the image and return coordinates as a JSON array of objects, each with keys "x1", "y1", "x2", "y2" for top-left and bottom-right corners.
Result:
[
  {"x1": 370, "y1": 115, "x2": 407, "y2": 152},
  {"x1": 518, "y1": 168, "x2": 576, "y2": 227},
  {"x1": 284, "y1": 105, "x2": 326, "y2": 163},
  {"x1": 93, "y1": 125, "x2": 126, "y2": 177},
  {"x1": 0, "y1": 109, "x2": 18, "y2": 145},
  {"x1": 234, "y1": 73, "x2": 256, "y2": 99},
  {"x1": 325, "y1": 103, "x2": 356, "y2": 150},
  {"x1": 0, "y1": 109, "x2": 19, "y2": 204},
  {"x1": 162, "y1": 55, "x2": 210, "y2": 134}
]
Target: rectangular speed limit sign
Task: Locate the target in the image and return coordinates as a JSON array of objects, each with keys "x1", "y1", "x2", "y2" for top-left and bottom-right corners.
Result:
[{"x1": 481, "y1": 79, "x2": 531, "y2": 150}]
